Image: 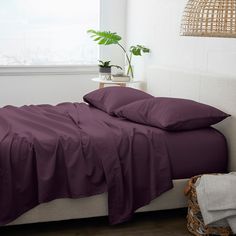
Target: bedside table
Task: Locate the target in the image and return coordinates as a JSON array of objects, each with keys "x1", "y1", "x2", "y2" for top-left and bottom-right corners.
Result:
[{"x1": 92, "y1": 78, "x2": 141, "y2": 89}]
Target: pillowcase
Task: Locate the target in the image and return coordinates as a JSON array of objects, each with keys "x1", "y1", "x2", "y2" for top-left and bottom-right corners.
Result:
[
  {"x1": 115, "y1": 97, "x2": 230, "y2": 131},
  {"x1": 83, "y1": 87, "x2": 153, "y2": 115}
]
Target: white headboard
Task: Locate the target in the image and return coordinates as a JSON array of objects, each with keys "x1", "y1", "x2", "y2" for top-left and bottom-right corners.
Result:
[{"x1": 147, "y1": 66, "x2": 236, "y2": 171}]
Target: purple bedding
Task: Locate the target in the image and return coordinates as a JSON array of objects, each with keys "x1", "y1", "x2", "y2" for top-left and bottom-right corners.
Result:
[
  {"x1": 165, "y1": 129, "x2": 228, "y2": 179},
  {"x1": 0, "y1": 103, "x2": 227, "y2": 225}
]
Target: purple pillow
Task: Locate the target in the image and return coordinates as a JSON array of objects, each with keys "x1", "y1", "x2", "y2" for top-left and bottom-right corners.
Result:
[
  {"x1": 83, "y1": 87, "x2": 153, "y2": 115},
  {"x1": 115, "y1": 97, "x2": 230, "y2": 131}
]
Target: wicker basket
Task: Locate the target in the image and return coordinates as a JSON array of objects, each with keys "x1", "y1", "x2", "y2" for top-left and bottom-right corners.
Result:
[{"x1": 184, "y1": 175, "x2": 233, "y2": 236}]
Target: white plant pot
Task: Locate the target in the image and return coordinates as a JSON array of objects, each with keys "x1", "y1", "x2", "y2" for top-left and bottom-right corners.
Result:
[
  {"x1": 99, "y1": 67, "x2": 111, "y2": 80},
  {"x1": 99, "y1": 73, "x2": 111, "y2": 81}
]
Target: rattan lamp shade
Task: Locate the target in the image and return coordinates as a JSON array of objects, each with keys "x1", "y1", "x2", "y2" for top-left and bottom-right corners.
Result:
[{"x1": 181, "y1": 0, "x2": 236, "y2": 38}]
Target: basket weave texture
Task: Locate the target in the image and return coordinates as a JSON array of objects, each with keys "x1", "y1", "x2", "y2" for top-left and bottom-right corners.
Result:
[
  {"x1": 180, "y1": 0, "x2": 236, "y2": 38},
  {"x1": 185, "y1": 175, "x2": 233, "y2": 236}
]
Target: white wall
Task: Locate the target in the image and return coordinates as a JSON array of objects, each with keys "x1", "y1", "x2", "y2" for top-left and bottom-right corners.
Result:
[
  {"x1": 100, "y1": 0, "x2": 127, "y2": 69},
  {"x1": 126, "y1": 0, "x2": 236, "y2": 81},
  {"x1": 4, "y1": 0, "x2": 236, "y2": 107},
  {"x1": 0, "y1": 73, "x2": 98, "y2": 107}
]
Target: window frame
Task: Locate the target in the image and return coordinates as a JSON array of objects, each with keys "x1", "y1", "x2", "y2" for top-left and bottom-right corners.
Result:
[
  {"x1": 0, "y1": 65, "x2": 98, "y2": 76},
  {"x1": 0, "y1": 0, "x2": 101, "y2": 76},
  {"x1": 0, "y1": 0, "x2": 126, "y2": 76}
]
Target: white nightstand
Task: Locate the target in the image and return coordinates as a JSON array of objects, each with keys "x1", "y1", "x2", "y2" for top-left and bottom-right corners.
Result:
[{"x1": 92, "y1": 78, "x2": 141, "y2": 89}]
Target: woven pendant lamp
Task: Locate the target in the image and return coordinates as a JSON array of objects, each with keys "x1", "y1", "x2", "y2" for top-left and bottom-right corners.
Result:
[{"x1": 180, "y1": 0, "x2": 236, "y2": 38}]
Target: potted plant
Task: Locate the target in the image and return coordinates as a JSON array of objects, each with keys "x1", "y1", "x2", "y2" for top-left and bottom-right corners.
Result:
[
  {"x1": 98, "y1": 60, "x2": 122, "y2": 80},
  {"x1": 87, "y1": 30, "x2": 150, "y2": 79}
]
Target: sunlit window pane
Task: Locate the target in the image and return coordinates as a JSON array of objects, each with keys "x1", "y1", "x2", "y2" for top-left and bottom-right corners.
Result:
[{"x1": 0, "y1": 0, "x2": 99, "y2": 65}]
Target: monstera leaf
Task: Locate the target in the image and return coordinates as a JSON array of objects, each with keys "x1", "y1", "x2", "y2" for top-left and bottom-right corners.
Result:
[
  {"x1": 87, "y1": 30, "x2": 122, "y2": 45},
  {"x1": 130, "y1": 45, "x2": 150, "y2": 56}
]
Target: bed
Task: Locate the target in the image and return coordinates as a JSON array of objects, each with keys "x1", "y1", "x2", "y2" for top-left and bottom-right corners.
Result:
[{"x1": 2, "y1": 67, "x2": 235, "y2": 226}]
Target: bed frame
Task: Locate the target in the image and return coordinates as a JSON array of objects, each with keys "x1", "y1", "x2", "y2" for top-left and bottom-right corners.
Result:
[{"x1": 8, "y1": 67, "x2": 236, "y2": 225}]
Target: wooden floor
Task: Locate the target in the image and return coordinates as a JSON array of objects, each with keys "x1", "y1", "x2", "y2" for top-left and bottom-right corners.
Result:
[{"x1": 0, "y1": 209, "x2": 191, "y2": 236}]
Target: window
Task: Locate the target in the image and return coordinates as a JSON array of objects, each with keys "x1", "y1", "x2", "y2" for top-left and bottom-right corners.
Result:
[{"x1": 0, "y1": 0, "x2": 99, "y2": 66}]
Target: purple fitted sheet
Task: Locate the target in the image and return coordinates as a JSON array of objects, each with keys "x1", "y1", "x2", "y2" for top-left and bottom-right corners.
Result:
[
  {"x1": 112, "y1": 112, "x2": 228, "y2": 179},
  {"x1": 84, "y1": 105, "x2": 228, "y2": 179},
  {"x1": 164, "y1": 129, "x2": 228, "y2": 179}
]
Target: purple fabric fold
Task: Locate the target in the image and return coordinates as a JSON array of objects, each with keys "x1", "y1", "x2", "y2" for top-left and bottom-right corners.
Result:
[{"x1": 0, "y1": 103, "x2": 173, "y2": 225}]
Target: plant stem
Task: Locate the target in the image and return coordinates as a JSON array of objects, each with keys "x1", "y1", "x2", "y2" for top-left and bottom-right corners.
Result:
[
  {"x1": 117, "y1": 43, "x2": 134, "y2": 78},
  {"x1": 127, "y1": 52, "x2": 133, "y2": 78}
]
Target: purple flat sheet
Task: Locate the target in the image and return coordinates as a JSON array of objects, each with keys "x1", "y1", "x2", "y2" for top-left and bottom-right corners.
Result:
[{"x1": 0, "y1": 103, "x2": 174, "y2": 225}]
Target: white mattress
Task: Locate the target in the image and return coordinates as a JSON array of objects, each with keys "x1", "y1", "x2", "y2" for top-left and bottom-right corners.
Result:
[{"x1": 8, "y1": 179, "x2": 188, "y2": 225}]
